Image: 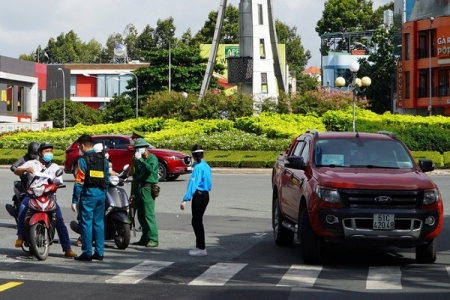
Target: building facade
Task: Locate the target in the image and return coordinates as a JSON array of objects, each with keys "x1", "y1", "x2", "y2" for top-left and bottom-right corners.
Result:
[{"x1": 398, "y1": 9, "x2": 450, "y2": 115}]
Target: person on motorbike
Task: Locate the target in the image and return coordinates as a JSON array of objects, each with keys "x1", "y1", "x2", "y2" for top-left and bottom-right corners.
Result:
[
  {"x1": 13, "y1": 142, "x2": 78, "y2": 258},
  {"x1": 6, "y1": 142, "x2": 40, "y2": 218}
]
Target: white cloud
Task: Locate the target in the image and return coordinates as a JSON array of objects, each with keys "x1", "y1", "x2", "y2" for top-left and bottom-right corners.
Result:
[{"x1": 0, "y1": 0, "x2": 392, "y2": 67}]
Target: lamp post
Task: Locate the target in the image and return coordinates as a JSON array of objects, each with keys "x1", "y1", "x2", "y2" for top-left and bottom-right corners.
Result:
[
  {"x1": 428, "y1": 17, "x2": 434, "y2": 116},
  {"x1": 119, "y1": 72, "x2": 139, "y2": 118},
  {"x1": 169, "y1": 41, "x2": 172, "y2": 93},
  {"x1": 57, "y1": 68, "x2": 66, "y2": 129},
  {"x1": 335, "y1": 62, "x2": 372, "y2": 132}
]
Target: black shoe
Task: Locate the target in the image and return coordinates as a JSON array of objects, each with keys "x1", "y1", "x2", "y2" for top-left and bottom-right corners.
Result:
[
  {"x1": 5, "y1": 204, "x2": 16, "y2": 218},
  {"x1": 74, "y1": 253, "x2": 92, "y2": 261},
  {"x1": 92, "y1": 253, "x2": 104, "y2": 261},
  {"x1": 132, "y1": 241, "x2": 146, "y2": 246}
]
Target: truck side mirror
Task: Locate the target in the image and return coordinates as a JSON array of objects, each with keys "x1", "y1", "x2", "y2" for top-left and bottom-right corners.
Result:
[{"x1": 419, "y1": 159, "x2": 434, "y2": 173}]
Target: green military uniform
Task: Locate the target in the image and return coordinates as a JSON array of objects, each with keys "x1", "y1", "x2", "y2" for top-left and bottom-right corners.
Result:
[{"x1": 133, "y1": 139, "x2": 159, "y2": 246}]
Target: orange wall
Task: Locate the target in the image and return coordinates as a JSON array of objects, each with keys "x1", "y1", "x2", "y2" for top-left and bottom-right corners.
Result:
[
  {"x1": 76, "y1": 75, "x2": 97, "y2": 97},
  {"x1": 83, "y1": 102, "x2": 99, "y2": 109}
]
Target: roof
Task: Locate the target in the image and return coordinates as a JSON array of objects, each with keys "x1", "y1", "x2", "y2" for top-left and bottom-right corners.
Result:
[{"x1": 303, "y1": 66, "x2": 321, "y2": 75}]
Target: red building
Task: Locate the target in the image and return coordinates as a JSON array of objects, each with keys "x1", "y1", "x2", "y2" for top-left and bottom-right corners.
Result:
[{"x1": 399, "y1": 16, "x2": 450, "y2": 116}]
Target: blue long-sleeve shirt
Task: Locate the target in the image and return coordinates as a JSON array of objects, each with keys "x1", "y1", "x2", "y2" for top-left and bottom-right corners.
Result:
[{"x1": 183, "y1": 160, "x2": 212, "y2": 201}]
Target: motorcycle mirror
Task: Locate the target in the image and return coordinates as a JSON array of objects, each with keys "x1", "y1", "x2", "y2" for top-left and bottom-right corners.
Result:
[{"x1": 55, "y1": 169, "x2": 64, "y2": 177}]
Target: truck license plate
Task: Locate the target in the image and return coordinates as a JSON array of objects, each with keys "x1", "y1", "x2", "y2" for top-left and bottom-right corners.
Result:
[{"x1": 373, "y1": 214, "x2": 395, "y2": 229}]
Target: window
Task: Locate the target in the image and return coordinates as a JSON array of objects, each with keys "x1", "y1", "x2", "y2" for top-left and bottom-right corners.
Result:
[
  {"x1": 405, "y1": 71, "x2": 410, "y2": 99},
  {"x1": 258, "y1": 4, "x2": 263, "y2": 25},
  {"x1": 261, "y1": 73, "x2": 268, "y2": 94},
  {"x1": 260, "y1": 39, "x2": 266, "y2": 59},
  {"x1": 292, "y1": 140, "x2": 305, "y2": 156},
  {"x1": 404, "y1": 33, "x2": 410, "y2": 60}
]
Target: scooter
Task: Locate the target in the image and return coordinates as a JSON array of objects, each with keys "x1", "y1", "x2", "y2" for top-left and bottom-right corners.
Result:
[
  {"x1": 22, "y1": 169, "x2": 65, "y2": 260},
  {"x1": 70, "y1": 165, "x2": 131, "y2": 249},
  {"x1": 5, "y1": 175, "x2": 28, "y2": 224}
]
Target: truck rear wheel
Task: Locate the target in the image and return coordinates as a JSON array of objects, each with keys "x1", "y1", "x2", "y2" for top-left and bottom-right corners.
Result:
[
  {"x1": 416, "y1": 239, "x2": 436, "y2": 263},
  {"x1": 272, "y1": 195, "x2": 294, "y2": 246},
  {"x1": 299, "y1": 209, "x2": 322, "y2": 264}
]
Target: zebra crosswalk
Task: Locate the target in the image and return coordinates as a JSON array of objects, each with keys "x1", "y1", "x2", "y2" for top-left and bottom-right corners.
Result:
[{"x1": 1, "y1": 257, "x2": 450, "y2": 290}]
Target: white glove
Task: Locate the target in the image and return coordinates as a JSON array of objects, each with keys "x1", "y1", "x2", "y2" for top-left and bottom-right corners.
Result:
[
  {"x1": 134, "y1": 151, "x2": 142, "y2": 159},
  {"x1": 180, "y1": 201, "x2": 186, "y2": 211},
  {"x1": 71, "y1": 203, "x2": 77, "y2": 213}
]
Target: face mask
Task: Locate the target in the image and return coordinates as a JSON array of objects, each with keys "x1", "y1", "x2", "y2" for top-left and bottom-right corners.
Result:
[
  {"x1": 109, "y1": 167, "x2": 112, "y2": 173},
  {"x1": 79, "y1": 150, "x2": 84, "y2": 156},
  {"x1": 130, "y1": 140, "x2": 135, "y2": 146},
  {"x1": 105, "y1": 153, "x2": 110, "y2": 160},
  {"x1": 137, "y1": 148, "x2": 145, "y2": 154},
  {"x1": 43, "y1": 153, "x2": 53, "y2": 163}
]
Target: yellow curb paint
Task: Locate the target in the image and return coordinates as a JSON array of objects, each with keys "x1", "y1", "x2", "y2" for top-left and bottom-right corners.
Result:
[{"x1": 0, "y1": 282, "x2": 23, "y2": 292}]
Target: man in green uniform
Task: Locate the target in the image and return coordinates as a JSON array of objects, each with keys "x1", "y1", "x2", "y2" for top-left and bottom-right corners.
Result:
[{"x1": 132, "y1": 138, "x2": 159, "y2": 247}]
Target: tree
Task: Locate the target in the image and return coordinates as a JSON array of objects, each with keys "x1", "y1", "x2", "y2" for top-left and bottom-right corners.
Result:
[
  {"x1": 101, "y1": 94, "x2": 135, "y2": 123},
  {"x1": 37, "y1": 99, "x2": 101, "y2": 128},
  {"x1": 42, "y1": 31, "x2": 102, "y2": 64},
  {"x1": 316, "y1": 0, "x2": 382, "y2": 53},
  {"x1": 136, "y1": 47, "x2": 224, "y2": 95},
  {"x1": 276, "y1": 20, "x2": 312, "y2": 83},
  {"x1": 123, "y1": 23, "x2": 139, "y2": 60},
  {"x1": 358, "y1": 25, "x2": 396, "y2": 114},
  {"x1": 194, "y1": 4, "x2": 239, "y2": 44}
]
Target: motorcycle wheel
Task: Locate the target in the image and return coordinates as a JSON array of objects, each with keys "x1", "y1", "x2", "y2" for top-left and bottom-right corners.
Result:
[
  {"x1": 113, "y1": 221, "x2": 131, "y2": 250},
  {"x1": 29, "y1": 223, "x2": 50, "y2": 261}
]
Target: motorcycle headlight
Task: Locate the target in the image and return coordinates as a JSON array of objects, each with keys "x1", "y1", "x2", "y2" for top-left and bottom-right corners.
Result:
[
  {"x1": 32, "y1": 186, "x2": 45, "y2": 197},
  {"x1": 110, "y1": 176, "x2": 119, "y2": 186},
  {"x1": 423, "y1": 189, "x2": 438, "y2": 205},
  {"x1": 315, "y1": 186, "x2": 342, "y2": 204}
]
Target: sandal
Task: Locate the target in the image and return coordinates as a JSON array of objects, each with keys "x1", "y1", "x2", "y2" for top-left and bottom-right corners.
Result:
[{"x1": 76, "y1": 237, "x2": 82, "y2": 247}]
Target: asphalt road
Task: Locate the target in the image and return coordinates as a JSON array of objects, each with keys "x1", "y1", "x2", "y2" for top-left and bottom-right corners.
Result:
[{"x1": 0, "y1": 169, "x2": 449, "y2": 299}]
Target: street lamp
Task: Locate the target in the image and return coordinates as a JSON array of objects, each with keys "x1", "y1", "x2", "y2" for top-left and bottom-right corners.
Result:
[
  {"x1": 118, "y1": 71, "x2": 139, "y2": 118},
  {"x1": 57, "y1": 68, "x2": 66, "y2": 129},
  {"x1": 335, "y1": 62, "x2": 372, "y2": 132},
  {"x1": 169, "y1": 41, "x2": 172, "y2": 93},
  {"x1": 428, "y1": 17, "x2": 434, "y2": 116}
]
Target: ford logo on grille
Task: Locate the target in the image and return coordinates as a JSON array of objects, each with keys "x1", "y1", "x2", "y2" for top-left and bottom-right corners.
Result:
[{"x1": 374, "y1": 196, "x2": 392, "y2": 203}]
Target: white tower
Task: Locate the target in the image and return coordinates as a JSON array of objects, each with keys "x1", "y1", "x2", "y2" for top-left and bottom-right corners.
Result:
[{"x1": 200, "y1": 0, "x2": 286, "y2": 109}]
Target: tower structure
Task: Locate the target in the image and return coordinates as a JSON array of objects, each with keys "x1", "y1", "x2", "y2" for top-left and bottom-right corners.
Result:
[{"x1": 200, "y1": 0, "x2": 286, "y2": 108}]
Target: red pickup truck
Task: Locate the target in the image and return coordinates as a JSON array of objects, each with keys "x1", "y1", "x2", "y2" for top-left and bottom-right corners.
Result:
[{"x1": 271, "y1": 130, "x2": 443, "y2": 264}]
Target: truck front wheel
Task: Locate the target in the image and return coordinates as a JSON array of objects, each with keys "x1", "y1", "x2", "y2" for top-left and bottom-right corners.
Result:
[
  {"x1": 272, "y1": 195, "x2": 294, "y2": 246},
  {"x1": 299, "y1": 209, "x2": 322, "y2": 264},
  {"x1": 416, "y1": 239, "x2": 436, "y2": 263}
]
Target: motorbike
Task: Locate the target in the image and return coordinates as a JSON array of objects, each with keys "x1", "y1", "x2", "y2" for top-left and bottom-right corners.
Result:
[
  {"x1": 5, "y1": 175, "x2": 28, "y2": 224},
  {"x1": 22, "y1": 169, "x2": 65, "y2": 260},
  {"x1": 70, "y1": 165, "x2": 131, "y2": 250}
]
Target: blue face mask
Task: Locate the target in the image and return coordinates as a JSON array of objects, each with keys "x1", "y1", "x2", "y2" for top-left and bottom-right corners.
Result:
[{"x1": 43, "y1": 153, "x2": 53, "y2": 163}]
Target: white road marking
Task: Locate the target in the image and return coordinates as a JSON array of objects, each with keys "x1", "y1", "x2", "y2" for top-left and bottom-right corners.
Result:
[
  {"x1": 366, "y1": 266, "x2": 402, "y2": 289},
  {"x1": 188, "y1": 263, "x2": 247, "y2": 286},
  {"x1": 277, "y1": 265, "x2": 322, "y2": 288},
  {"x1": 105, "y1": 260, "x2": 173, "y2": 284}
]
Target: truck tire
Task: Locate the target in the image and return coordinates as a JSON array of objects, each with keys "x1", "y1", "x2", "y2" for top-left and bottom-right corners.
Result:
[
  {"x1": 272, "y1": 195, "x2": 294, "y2": 246},
  {"x1": 299, "y1": 209, "x2": 322, "y2": 264},
  {"x1": 416, "y1": 239, "x2": 436, "y2": 263}
]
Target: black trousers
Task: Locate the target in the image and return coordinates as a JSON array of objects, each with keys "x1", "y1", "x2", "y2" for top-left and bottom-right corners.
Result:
[{"x1": 191, "y1": 191, "x2": 209, "y2": 250}]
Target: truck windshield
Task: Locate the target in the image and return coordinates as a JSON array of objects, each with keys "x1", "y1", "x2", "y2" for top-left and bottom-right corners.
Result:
[{"x1": 314, "y1": 138, "x2": 414, "y2": 169}]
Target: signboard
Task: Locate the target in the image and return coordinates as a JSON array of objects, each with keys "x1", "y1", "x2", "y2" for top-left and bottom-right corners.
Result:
[
  {"x1": 0, "y1": 121, "x2": 53, "y2": 133},
  {"x1": 397, "y1": 60, "x2": 403, "y2": 108},
  {"x1": 436, "y1": 26, "x2": 450, "y2": 59}
]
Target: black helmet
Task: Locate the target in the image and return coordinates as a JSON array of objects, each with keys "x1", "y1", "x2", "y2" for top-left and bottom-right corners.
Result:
[
  {"x1": 27, "y1": 142, "x2": 39, "y2": 159},
  {"x1": 38, "y1": 142, "x2": 54, "y2": 153}
]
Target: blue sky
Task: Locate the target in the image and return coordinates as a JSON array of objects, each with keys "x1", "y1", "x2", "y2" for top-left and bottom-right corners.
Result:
[{"x1": 0, "y1": 0, "x2": 391, "y2": 68}]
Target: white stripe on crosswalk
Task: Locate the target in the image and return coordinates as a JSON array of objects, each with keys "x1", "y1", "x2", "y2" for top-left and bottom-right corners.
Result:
[
  {"x1": 277, "y1": 265, "x2": 322, "y2": 288},
  {"x1": 188, "y1": 263, "x2": 247, "y2": 286},
  {"x1": 366, "y1": 266, "x2": 402, "y2": 290},
  {"x1": 105, "y1": 260, "x2": 173, "y2": 284}
]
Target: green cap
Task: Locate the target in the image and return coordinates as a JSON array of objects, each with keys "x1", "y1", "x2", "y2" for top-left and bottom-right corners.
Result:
[
  {"x1": 134, "y1": 138, "x2": 150, "y2": 148},
  {"x1": 131, "y1": 130, "x2": 145, "y2": 139}
]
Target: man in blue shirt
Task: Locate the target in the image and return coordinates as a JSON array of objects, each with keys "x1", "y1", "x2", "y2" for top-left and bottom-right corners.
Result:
[
  {"x1": 180, "y1": 145, "x2": 212, "y2": 256},
  {"x1": 72, "y1": 135, "x2": 110, "y2": 261}
]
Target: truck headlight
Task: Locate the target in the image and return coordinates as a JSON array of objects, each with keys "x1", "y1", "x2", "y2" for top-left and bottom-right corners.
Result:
[
  {"x1": 423, "y1": 189, "x2": 438, "y2": 205},
  {"x1": 315, "y1": 186, "x2": 341, "y2": 204}
]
